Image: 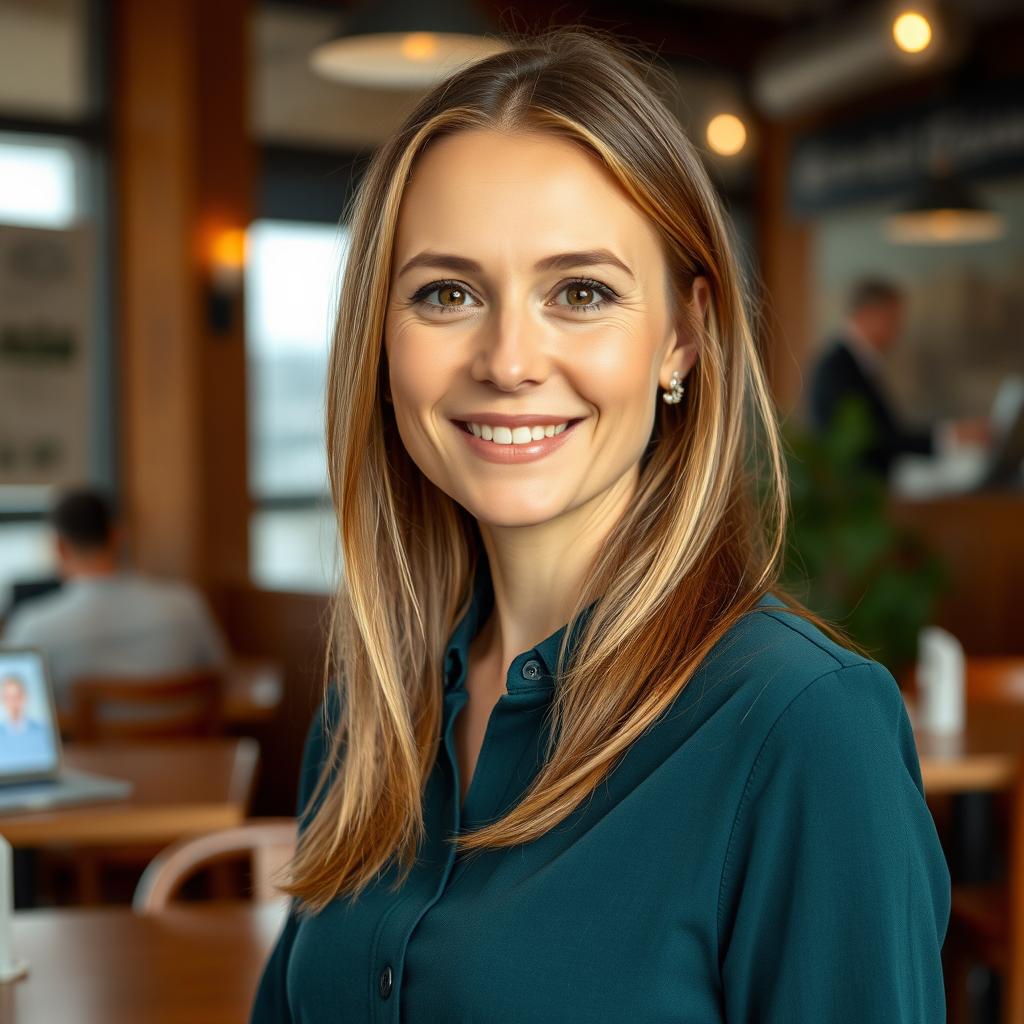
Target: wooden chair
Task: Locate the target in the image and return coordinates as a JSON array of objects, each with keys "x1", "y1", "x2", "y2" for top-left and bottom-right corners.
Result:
[
  {"x1": 68, "y1": 668, "x2": 224, "y2": 742},
  {"x1": 47, "y1": 669, "x2": 226, "y2": 901},
  {"x1": 944, "y1": 657, "x2": 1024, "y2": 1023},
  {"x1": 132, "y1": 818, "x2": 296, "y2": 914}
]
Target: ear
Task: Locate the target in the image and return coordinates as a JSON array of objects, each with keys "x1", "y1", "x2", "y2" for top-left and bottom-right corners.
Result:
[{"x1": 659, "y1": 275, "x2": 708, "y2": 390}]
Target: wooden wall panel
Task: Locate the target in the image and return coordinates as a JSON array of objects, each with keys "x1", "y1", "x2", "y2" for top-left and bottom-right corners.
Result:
[{"x1": 113, "y1": 0, "x2": 252, "y2": 586}]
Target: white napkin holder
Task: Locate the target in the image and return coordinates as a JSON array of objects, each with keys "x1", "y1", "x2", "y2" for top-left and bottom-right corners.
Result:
[{"x1": 916, "y1": 625, "x2": 966, "y2": 735}]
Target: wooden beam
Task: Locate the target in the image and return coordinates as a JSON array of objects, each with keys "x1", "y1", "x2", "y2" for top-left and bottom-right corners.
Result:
[
  {"x1": 754, "y1": 114, "x2": 812, "y2": 418},
  {"x1": 113, "y1": 0, "x2": 253, "y2": 584}
]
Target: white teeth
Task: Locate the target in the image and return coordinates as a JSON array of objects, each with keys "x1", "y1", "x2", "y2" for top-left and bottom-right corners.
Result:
[{"x1": 464, "y1": 420, "x2": 572, "y2": 444}]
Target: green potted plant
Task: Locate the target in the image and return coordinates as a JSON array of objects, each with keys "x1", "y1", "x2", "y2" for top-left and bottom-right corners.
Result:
[{"x1": 777, "y1": 396, "x2": 950, "y2": 675}]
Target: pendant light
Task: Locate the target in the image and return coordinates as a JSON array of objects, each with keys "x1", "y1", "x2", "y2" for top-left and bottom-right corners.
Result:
[
  {"x1": 886, "y1": 168, "x2": 1006, "y2": 245},
  {"x1": 309, "y1": 0, "x2": 506, "y2": 90}
]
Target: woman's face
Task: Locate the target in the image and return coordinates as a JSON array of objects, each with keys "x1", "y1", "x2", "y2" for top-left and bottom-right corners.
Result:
[{"x1": 384, "y1": 128, "x2": 705, "y2": 528}]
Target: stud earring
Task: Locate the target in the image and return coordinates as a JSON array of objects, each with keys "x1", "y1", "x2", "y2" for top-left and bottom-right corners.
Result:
[{"x1": 662, "y1": 370, "x2": 686, "y2": 404}]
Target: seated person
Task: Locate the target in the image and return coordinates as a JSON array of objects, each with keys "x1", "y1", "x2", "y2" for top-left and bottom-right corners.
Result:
[
  {"x1": 0, "y1": 487, "x2": 230, "y2": 710},
  {"x1": 808, "y1": 277, "x2": 990, "y2": 478}
]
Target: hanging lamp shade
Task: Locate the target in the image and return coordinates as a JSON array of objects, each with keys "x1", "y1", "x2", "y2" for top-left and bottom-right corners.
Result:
[
  {"x1": 309, "y1": 0, "x2": 506, "y2": 90},
  {"x1": 886, "y1": 171, "x2": 1005, "y2": 245}
]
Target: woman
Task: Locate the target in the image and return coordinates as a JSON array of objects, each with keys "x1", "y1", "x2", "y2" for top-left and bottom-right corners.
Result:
[{"x1": 252, "y1": 26, "x2": 950, "y2": 1023}]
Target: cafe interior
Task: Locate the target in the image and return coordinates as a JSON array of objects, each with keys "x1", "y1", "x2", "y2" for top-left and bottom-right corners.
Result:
[{"x1": 0, "y1": 0, "x2": 1022, "y2": 1020}]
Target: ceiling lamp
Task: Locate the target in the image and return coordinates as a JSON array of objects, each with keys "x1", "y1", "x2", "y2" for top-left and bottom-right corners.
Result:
[
  {"x1": 886, "y1": 171, "x2": 1006, "y2": 245},
  {"x1": 706, "y1": 113, "x2": 747, "y2": 157},
  {"x1": 891, "y1": 10, "x2": 933, "y2": 54},
  {"x1": 309, "y1": 0, "x2": 506, "y2": 90},
  {"x1": 752, "y1": 2, "x2": 957, "y2": 118}
]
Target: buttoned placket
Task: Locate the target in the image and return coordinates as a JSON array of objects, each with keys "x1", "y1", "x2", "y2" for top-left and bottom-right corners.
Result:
[{"x1": 367, "y1": 643, "x2": 555, "y2": 1022}]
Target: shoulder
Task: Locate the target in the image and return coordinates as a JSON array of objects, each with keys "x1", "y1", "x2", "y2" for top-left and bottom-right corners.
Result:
[
  {"x1": 2, "y1": 591, "x2": 71, "y2": 640},
  {"x1": 129, "y1": 575, "x2": 210, "y2": 618},
  {"x1": 706, "y1": 595, "x2": 918, "y2": 820},
  {"x1": 811, "y1": 336, "x2": 858, "y2": 379},
  {"x1": 693, "y1": 593, "x2": 895, "y2": 730}
]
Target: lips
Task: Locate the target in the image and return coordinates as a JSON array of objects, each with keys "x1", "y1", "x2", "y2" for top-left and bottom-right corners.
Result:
[
  {"x1": 452, "y1": 416, "x2": 583, "y2": 463},
  {"x1": 456, "y1": 413, "x2": 585, "y2": 438},
  {"x1": 451, "y1": 413, "x2": 585, "y2": 429}
]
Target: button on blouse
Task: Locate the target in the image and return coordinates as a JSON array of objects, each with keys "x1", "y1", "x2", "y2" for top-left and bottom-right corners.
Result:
[
  {"x1": 520, "y1": 658, "x2": 543, "y2": 681},
  {"x1": 251, "y1": 557, "x2": 950, "y2": 1023}
]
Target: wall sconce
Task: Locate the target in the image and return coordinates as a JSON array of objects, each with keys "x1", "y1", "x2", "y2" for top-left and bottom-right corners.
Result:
[{"x1": 207, "y1": 227, "x2": 247, "y2": 334}]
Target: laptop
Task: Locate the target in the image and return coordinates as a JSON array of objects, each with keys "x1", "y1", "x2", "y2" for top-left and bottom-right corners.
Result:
[
  {"x1": 0, "y1": 646, "x2": 132, "y2": 814},
  {"x1": 891, "y1": 375, "x2": 1024, "y2": 496},
  {"x1": 976, "y1": 375, "x2": 1024, "y2": 490}
]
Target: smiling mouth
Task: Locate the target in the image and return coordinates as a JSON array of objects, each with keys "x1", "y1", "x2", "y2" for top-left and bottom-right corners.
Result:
[{"x1": 453, "y1": 418, "x2": 584, "y2": 444}]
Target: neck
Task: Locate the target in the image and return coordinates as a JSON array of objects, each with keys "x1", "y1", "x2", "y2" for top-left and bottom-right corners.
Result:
[
  {"x1": 845, "y1": 319, "x2": 878, "y2": 354},
  {"x1": 475, "y1": 467, "x2": 638, "y2": 678}
]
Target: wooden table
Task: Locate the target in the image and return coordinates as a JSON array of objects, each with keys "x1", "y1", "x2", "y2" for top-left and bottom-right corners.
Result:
[
  {"x1": 908, "y1": 696, "x2": 1024, "y2": 795},
  {"x1": 0, "y1": 901, "x2": 286, "y2": 1024},
  {"x1": 0, "y1": 739, "x2": 259, "y2": 847}
]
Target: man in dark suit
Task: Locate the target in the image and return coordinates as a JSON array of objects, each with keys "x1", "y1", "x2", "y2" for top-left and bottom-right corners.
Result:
[{"x1": 808, "y1": 277, "x2": 989, "y2": 478}]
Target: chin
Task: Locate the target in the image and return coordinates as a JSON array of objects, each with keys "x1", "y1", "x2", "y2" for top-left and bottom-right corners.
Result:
[{"x1": 461, "y1": 492, "x2": 570, "y2": 529}]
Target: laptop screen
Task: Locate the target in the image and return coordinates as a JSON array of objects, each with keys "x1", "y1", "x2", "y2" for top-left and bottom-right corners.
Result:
[{"x1": 0, "y1": 648, "x2": 60, "y2": 781}]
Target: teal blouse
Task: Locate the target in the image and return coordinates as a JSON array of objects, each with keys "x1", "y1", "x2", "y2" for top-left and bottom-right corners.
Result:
[{"x1": 251, "y1": 559, "x2": 950, "y2": 1022}]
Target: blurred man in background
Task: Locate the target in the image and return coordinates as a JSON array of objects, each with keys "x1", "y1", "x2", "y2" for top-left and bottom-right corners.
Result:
[
  {"x1": 0, "y1": 488, "x2": 230, "y2": 709},
  {"x1": 808, "y1": 277, "x2": 991, "y2": 478}
]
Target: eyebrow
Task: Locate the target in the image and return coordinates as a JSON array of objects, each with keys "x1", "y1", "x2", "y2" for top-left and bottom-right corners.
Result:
[{"x1": 395, "y1": 248, "x2": 635, "y2": 283}]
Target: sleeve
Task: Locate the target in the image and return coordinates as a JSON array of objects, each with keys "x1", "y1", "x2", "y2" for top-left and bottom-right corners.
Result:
[
  {"x1": 932, "y1": 419, "x2": 957, "y2": 457},
  {"x1": 718, "y1": 661, "x2": 951, "y2": 1023},
  {"x1": 250, "y1": 693, "x2": 339, "y2": 1024},
  {"x1": 892, "y1": 421, "x2": 935, "y2": 459}
]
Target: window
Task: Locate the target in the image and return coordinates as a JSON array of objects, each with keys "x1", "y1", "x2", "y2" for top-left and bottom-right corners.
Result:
[
  {"x1": 0, "y1": 0, "x2": 109, "y2": 615},
  {"x1": 0, "y1": 134, "x2": 103, "y2": 611},
  {"x1": 244, "y1": 218, "x2": 347, "y2": 592}
]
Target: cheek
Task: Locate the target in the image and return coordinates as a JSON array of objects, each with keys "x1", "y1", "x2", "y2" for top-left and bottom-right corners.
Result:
[
  {"x1": 573, "y1": 332, "x2": 658, "y2": 424},
  {"x1": 385, "y1": 323, "x2": 461, "y2": 466},
  {"x1": 387, "y1": 324, "x2": 453, "y2": 417}
]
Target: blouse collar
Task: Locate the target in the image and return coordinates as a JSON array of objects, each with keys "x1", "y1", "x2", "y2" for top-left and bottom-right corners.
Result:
[{"x1": 443, "y1": 555, "x2": 598, "y2": 693}]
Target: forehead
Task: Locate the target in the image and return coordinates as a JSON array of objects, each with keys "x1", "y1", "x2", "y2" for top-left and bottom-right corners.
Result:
[{"x1": 393, "y1": 129, "x2": 664, "y2": 271}]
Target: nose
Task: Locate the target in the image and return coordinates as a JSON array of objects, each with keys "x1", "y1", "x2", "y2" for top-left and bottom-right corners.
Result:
[{"x1": 470, "y1": 301, "x2": 551, "y2": 391}]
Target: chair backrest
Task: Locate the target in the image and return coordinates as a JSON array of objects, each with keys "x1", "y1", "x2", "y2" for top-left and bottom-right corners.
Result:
[
  {"x1": 69, "y1": 668, "x2": 224, "y2": 741},
  {"x1": 133, "y1": 818, "x2": 297, "y2": 914}
]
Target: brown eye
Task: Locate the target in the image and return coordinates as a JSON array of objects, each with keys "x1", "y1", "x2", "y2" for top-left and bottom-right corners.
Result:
[
  {"x1": 438, "y1": 284, "x2": 467, "y2": 306},
  {"x1": 411, "y1": 279, "x2": 481, "y2": 313},
  {"x1": 566, "y1": 284, "x2": 595, "y2": 306},
  {"x1": 553, "y1": 277, "x2": 616, "y2": 313}
]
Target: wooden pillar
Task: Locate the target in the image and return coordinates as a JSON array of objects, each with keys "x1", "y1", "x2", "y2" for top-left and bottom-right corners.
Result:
[
  {"x1": 754, "y1": 116, "x2": 813, "y2": 419},
  {"x1": 113, "y1": 0, "x2": 252, "y2": 586}
]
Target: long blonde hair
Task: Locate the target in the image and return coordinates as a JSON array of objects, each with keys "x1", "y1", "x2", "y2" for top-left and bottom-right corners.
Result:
[{"x1": 285, "y1": 24, "x2": 863, "y2": 912}]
